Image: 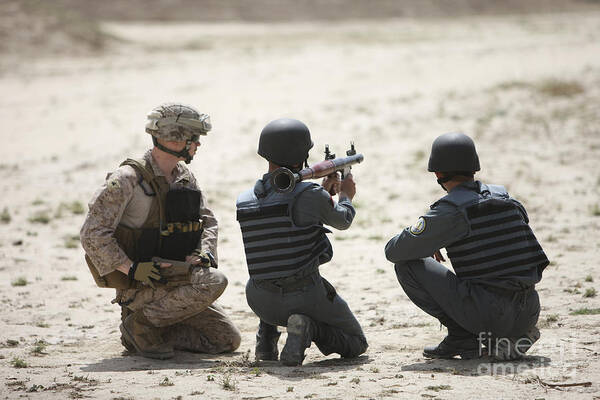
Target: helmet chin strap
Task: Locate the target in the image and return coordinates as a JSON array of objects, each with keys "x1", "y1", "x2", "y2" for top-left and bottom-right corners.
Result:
[
  {"x1": 436, "y1": 174, "x2": 453, "y2": 192},
  {"x1": 283, "y1": 157, "x2": 309, "y2": 173},
  {"x1": 152, "y1": 136, "x2": 194, "y2": 164}
]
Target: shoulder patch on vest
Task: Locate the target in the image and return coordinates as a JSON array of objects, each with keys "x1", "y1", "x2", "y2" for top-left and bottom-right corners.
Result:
[
  {"x1": 409, "y1": 217, "x2": 426, "y2": 235},
  {"x1": 107, "y1": 176, "x2": 121, "y2": 191}
]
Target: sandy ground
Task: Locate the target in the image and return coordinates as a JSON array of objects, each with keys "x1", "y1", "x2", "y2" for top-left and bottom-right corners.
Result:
[{"x1": 1, "y1": 11, "x2": 600, "y2": 400}]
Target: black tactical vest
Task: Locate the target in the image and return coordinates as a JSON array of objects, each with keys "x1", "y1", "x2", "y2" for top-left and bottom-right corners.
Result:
[
  {"x1": 438, "y1": 182, "x2": 548, "y2": 281},
  {"x1": 115, "y1": 158, "x2": 203, "y2": 262},
  {"x1": 236, "y1": 180, "x2": 332, "y2": 280}
]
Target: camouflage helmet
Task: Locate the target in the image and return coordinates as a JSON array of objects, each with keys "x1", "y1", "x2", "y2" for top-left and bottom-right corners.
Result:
[
  {"x1": 258, "y1": 118, "x2": 313, "y2": 166},
  {"x1": 145, "y1": 102, "x2": 211, "y2": 142}
]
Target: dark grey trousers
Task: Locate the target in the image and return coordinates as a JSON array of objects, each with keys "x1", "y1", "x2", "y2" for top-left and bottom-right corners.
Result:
[
  {"x1": 394, "y1": 258, "x2": 540, "y2": 339},
  {"x1": 246, "y1": 273, "x2": 368, "y2": 358}
]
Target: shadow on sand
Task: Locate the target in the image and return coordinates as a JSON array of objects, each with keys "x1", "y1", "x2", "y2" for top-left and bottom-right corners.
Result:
[
  {"x1": 255, "y1": 355, "x2": 372, "y2": 382},
  {"x1": 401, "y1": 355, "x2": 551, "y2": 376},
  {"x1": 80, "y1": 350, "x2": 245, "y2": 372}
]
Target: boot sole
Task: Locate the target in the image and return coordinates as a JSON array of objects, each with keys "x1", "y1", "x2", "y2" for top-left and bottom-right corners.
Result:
[
  {"x1": 280, "y1": 315, "x2": 312, "y2": 366},
  {"x1": 119, "y1": 323, "x2": 174, "y2": 360},
  {"x1": 255, "y1": 352, "x2": 278, "y2": 361},
  {"x1": 423, "y1": 349, "x2": 479, "y2": 360},
  {"x1": 494, "y1": 326, "x2": 540, "y2": 361}
]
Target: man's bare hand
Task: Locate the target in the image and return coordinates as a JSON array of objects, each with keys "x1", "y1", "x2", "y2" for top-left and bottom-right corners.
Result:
[
  {"x1": 322, "y1": 173, "x2": 341, "y2": 195},
  {"x1": 433, "y1": 250, "x2": 446, "y2": 263},
  {"x1": 339, "y1": 173, "x2": 356, "y2": 200}
]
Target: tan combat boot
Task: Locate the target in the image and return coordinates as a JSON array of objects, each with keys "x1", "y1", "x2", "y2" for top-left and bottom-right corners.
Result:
[{"x1": 120, "y1": 311, "x2": 174, "y2": 360}]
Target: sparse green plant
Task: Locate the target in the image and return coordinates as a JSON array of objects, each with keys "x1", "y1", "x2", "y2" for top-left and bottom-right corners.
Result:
[
  {"x1": 287, "y1": 386, "x2": 294, "y2": 392},
  {"x1": 546, "y1": 314, "x2": 559, "y2": 323},
  {"x1": 585, "y1": 275, "x2": 593, "y2": 282},
  {"x1": 206, "y1": 375, "x2": 214, "y2": 381},
  {"x1": 221, "y1": 374, "x2": 236, "y2": 391},
  {"x1": 6, "y1": 339, "x2": 19, "y2": 346},
  {"x1": 190, "y1": 391, "x2": 204, "y2": 396},
  {"x1": 27, "y1": 384, "x2": 44, "y2": 392},
  {"x1": 31, "y1": 340, "x2": 48, "y2": 355},
  {"x1": 370, "y1": 367, "x2": 379, "y2": 373},
  {"x1": 251, "y1": 367, "x2": 261, "y2": 376},
  {"x1": 36, "y1": 322, "x2": 50, "y2": 328},
  {"x1": 11, "y1": 276, "x2": 28, "y2": 286},
  {"x1": 368, "y1": 234, "x2": 384, "y2": 241},
  {"x1": 64, "y1": 234, "x2": 80, "y2": 249},
  {"x1": 413, "y1": 150, "x2": 426, "y2": 162},
  {"x1": 1, "y1": 207, "x2": 11, "y2": 224},
  {"x1": 536, "y1": 79, "x2": 584, "y2": 97},
  {"x1": 28, "y1": 211, "x2": 51, "y2": 224},
  {"x1": 570, "y1": 308, "x2": 600, "y2": 315},
  {"x1": 590, "y1": 204, "x2": 600, "y2": 217},
  {"x1": 61, "y1": 275, "x2": 78, "y2": 281},
  {"x1": 72, "y1": 375, "x2": 98, "y2": 385},
  {"x1": 68, "y1": 201, "x2": 85, "y2": 215},
  {"x1": 545, "y1": 235, "x2": 557, "y2": 242},
  {"x1": 159, "y1": 377, "x2": 174, "y2": 386},
  {"x1": 11, "y1": 357, "x2": 28, "y2": 368},
  {"x1": 351, "y1": 377, "x2": 360, "y2": 384},
  {"x1": 376, "y1": 268, "x2": 385, "y2": 274},
  {"x1": 31, "y1": 198, "x2": 45, "y2": 206},
  {"x1": 583, "y1": 288, "x2": 597, "y2": 298},
  {"x1": 426, "y1": 384, "x2": 452, "y2": 392},
  {"x1": 494, "y1": 80, "x2": 531, "y2": 91}
]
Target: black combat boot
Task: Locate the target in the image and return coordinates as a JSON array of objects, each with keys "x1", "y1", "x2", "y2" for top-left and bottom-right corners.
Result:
[
  {"x1": 493, "y1": 325, "x2": 540, "y2": 361},
  {"x1": 423, "y1": 319, "x2": 480, "y2": 360},
  {"x1": 280, "y1": 314, "x2": 315, "y2": 366},
  {"x1": 423, "y1": 334, "x2": 480, "y2": 359},
  {"x1": 255, "y1": 320, "x2": 281, "y2": 361}
]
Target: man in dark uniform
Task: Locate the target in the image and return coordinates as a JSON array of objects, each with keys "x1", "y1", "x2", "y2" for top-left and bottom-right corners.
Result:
[
  {"x1": 385, "y1": 132, "x2": 548, "y2": 360},
  {"x1": 236, "y1": 118, "x2": 368, "y2": 366}
]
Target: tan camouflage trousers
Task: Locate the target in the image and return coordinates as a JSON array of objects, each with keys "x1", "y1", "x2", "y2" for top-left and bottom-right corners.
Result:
[{"x1": 119, "y1": 266, "x2": 241, "y2": 354}]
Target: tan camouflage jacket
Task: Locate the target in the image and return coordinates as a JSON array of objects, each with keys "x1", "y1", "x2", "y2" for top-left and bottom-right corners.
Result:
[{"x1": 80, "y1": 149, "x2": 218, "y2": 276}]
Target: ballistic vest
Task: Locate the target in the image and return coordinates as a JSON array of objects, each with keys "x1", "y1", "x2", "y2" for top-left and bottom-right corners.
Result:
[
  {"x1": 236, "y1": 179, "x2": 332, "y2": 280},
  {"x1": 438, "y1": 182, "x2": 548, "y2": 281},
  {"x1": 85, "y1": 158, "x2": 203, "y2": 289}
]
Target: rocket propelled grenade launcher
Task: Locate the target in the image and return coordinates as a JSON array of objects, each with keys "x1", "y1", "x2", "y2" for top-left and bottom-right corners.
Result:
[{"x1": 271, "y1": 143, "x2": 364, "y2": 193}]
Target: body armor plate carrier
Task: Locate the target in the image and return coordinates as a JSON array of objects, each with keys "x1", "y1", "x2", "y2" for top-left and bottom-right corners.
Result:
[
  {"x1": 85, "y1": 158, "x2": 203, "y2": 289},
  {"x1": 236, "y1": 181, "x2": 332, "y2": 280},
  {"x1": 440, "y1": 182, "x2": 549, "y2": 280}
]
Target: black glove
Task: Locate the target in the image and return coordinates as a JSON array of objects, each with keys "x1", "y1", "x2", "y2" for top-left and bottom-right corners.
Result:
[{"x1": 128, "y1": 261, "x2": 161, "y2": 289}]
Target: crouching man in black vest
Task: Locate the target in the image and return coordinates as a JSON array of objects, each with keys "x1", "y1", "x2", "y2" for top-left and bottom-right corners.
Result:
[
  {"x1": 385, "y1": 132, "x2": 548, "y2": 360},
  {"x1": 236, "y1": 118, "x2": 368, "y2": 366}
]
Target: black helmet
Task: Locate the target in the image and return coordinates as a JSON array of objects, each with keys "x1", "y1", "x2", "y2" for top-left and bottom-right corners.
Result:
[
  {"x1": 427, "y1": 132, "x2": 480, "y2": 173},
  {"x1": 258, "y1": 118, "x2": 314, "y2": 166}
]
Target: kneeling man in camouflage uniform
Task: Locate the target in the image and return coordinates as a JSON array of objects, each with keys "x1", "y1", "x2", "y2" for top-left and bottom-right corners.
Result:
[
  {"x1": 81, "y1": 103, "x2": 241, "y2": 359},
  {"x1": 236, "y1": 118, "x2": 368, "y2": 366},
  {"x1": 385, "y1": 132, "x2": 548, "y2": 360}
]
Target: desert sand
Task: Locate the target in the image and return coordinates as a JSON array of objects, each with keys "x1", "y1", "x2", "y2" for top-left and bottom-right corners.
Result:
[{"x1": 1, "y1": 5, "x2": 600, "y2": 400}]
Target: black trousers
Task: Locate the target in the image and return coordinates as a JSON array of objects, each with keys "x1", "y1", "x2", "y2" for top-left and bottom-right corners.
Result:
[
  {"x1": 394, "y1": 258, "x2": 540, "y2": 339},
  {"x1": 246, "y1": 273, "x2": 368, "y2": 358}
]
